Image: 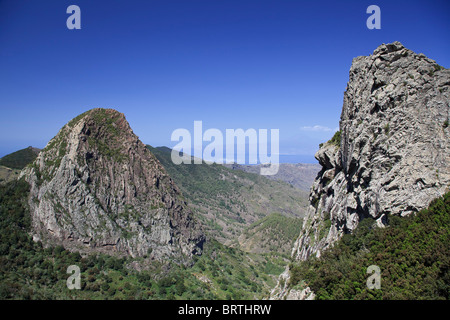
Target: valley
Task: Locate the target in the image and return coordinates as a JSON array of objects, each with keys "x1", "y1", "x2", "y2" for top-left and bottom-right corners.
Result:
[
  {"x1": 0, "y1": 112, "x2": 315, "y2": 300},
  {"x1": 0, "y1": 42, "x2": 448, "y2": 301}
]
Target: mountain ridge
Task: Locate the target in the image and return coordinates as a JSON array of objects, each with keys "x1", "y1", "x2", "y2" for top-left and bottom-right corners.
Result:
[
  {"x1": 147, "y1": 145, "x2": 309, "y2": 248},
  {"x1": 224, "y1": 162, "x2": 321, "y2": 191}
]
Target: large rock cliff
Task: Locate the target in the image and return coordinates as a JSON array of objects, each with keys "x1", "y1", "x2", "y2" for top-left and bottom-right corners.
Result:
[
  {"x1": 292, "y1": 42, "x2": 449, "y2": 262},
  {"x1": 270, "y1": 42, "x2": 449, "y2": 299},
  {"x1": 21, "y1": 108, "x2": 205, "y2": 263}
]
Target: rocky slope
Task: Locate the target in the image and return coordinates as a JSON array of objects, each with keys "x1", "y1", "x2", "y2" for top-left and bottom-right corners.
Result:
[
  {"x1": 271, "y1": 42, "x2": 449, "y2": 299},
  {"x1": 20, "y1": 109, "x2": 205, "y2": 263}
]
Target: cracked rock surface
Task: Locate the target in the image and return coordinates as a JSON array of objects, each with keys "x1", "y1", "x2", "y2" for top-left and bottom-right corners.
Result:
[
  {"x1": 21, "y1": 108, "x2": 205, "y2": 263},
  {"x1": 293, "y1": 42, "x2": 449, "y2": 262},
  {"x1": 271, "y1": 42, "x2": 449, "y2": 299}
]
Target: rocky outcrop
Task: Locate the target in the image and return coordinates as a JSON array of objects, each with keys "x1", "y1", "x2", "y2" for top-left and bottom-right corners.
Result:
[
  {"x1": 21, "y1": 108, "x2": 205, "y2": 263},
  {"x1": 271, "y1": 42, "x2": 449, "y2": 299},
  {"x1": 268, "y1": 267, "x2": 315, "y2": 300},
  {"x1": 292, "y1": 42, "x2": 449, "y2": 262}
]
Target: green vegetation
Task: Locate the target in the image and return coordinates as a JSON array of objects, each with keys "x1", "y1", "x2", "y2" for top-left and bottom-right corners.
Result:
[
  {"x1": 2, "y1": 162, "x2": 449, "y2": 300},
  {"x1": 67, "y1": 109, "x2": 121, "y2": 136},
  {"x1": 246, "y1": 213, "x2": 303, "y2": 242},
  {"x1": 147, "y1": 146, "x2": 307, "y2": 243},
  {"x1": 329, "y1": 130, "x2": 341, "y2": 147},
  {"x1": 433, "y1": 64, "x2": 444, "y2": 72},
  {"x1": 3, "y1": 125, "x2": 447, "y2": 300},
  {"x1": 0, "y1": 147, "x2": 39, "y2": 170},
  {"x1": 88, "y1": 110, "x2": 128, "y2": 162},
  {"x1": 288, "y1": 192, "x2": 450, "y2": 300},
  {"x1": 0, "y1": 179, "x2": 287, "y2": 299},
  {"x1": 427, "y1": 64, "x2": 443, "y2": 77},
  {"x1": 384, "y1": 123, "x2": 390, "y2": 135},
  {"x1": 0, "y1": 166, "x2": 20, "y2": 185},
  {"x1": 87, "y1": 136, "x2": 127, "y2": 163},
  {"x1": 319, "y1": 130, "x2": 341, "y2": 149},
  {"x1": 148, "y1": 146, "x2": 248, "y2": 203},
  {"x1": 240, "y1": 213, "x2": 303, "y2": 254},
  {"x1": 40, "y1": 132, "x2": 68, "y2": 171},
  {"x1": 90, "y1": 108, "x2": 121, "y2": 137},
  {"x1": 67, "y1": 110, "x2": 90, "y2": 128},
  {"x1": 68, "y1": 109, "x2": 129, "y2": 163}
]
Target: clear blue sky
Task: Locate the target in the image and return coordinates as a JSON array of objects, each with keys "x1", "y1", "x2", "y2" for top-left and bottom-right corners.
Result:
[{"x1": 0, "y1": 0, "x2": 449, "y2": 162}]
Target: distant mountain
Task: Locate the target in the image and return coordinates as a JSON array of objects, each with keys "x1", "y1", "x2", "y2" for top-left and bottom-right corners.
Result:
[
  {"x1": 148, "y1": 146, "x2": 309, "y2": 247},
  {"x1": 0, "y1": 146, "x2": 41, "y2": 185},
  {"x1": 224, "y1": 163, "x2": 321, "y2": 192},
  {"x1": 0, "y1": 166, "x2": 20, "y2": 185},
  {"x1": 0, "y1": 146, "x2": 40, "y2": 170},
  {"x1": 21, "y1": 109, "x2": 204, "y2": 263}
]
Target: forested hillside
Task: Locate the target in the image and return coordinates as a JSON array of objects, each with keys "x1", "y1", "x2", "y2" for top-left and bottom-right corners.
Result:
[
  {"x1": 148, "y1": 146, "x2": 309, "y2": 246},
  {"x1": 287, "y1": 192, "x2": 450, "y2": 300},
  {"x1": 0, "y1": 179, "x2": 287, "y2": 299}
]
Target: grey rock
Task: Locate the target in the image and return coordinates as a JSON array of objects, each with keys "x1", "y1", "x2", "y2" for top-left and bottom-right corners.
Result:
[
  {"x1": 292, "y1": 41, "x2": 449, "y2": 262},
  {"x1": 268, "y1": 266, "x2": 315, "y2": 300},
  {"x1": 271, "y1": 42, "x2": 449, "y2": 299},
  {"x1": 20, "y1": 109, "x2": 205, "y2": 264}
]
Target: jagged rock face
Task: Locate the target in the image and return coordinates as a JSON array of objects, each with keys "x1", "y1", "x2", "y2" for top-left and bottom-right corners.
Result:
[
  {"x1": 268, "y1": 267, "x2": 315, "y2": 300},
  {"x1": 292, "y1": 42, "x2": 449, "y2": 262},
  {"x1": 21, "y1": 108, "x2": 205, "y2": 263}
]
